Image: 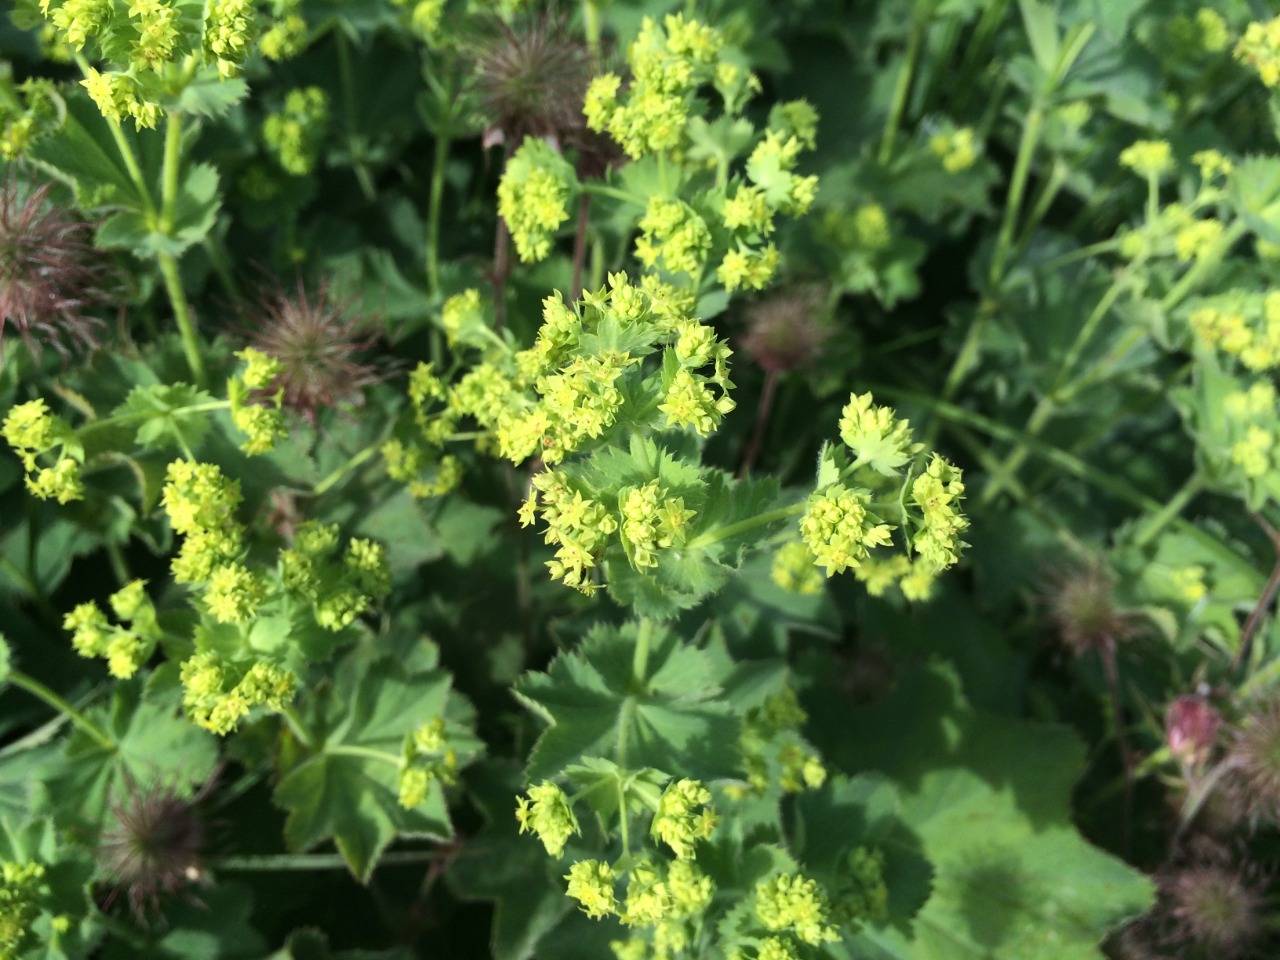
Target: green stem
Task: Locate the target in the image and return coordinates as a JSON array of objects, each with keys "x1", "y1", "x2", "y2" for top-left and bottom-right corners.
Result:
[
  {"x1": 873, "y1": 385, "x2": 1170, "y2": 515},
  {"x1": 583, "y1": 183, "x2": 643, "y2": 207},
  {"x1": 426, "y1": 126, "x2": 451, "y2": 296},
  {"x1": 980, "y1": 258, "x2": 1143, "y2": 505},
  {"x1": 1159, "y1": 221, "x2": 1248, "y2": 312},
  {"x1": 615, "y1": 619, "x2": 654, "y2": 772},
  {"x1": 157, "y1": 254, "x2": 207, "y2": 388},
  {"x1": 336, "y1": 30, "x2": 375, "y2": 202},
  {"x1": 160, "y1": 112, "x2": 183, "y2": 236},
  {"x1": 72, "y1": 55, "x2": 156, "y2": 220},
  {"x1": 1133, "y1": 472, "x2": 1204, "y2": 549},
  {"x1": 203, "y1": 235, "x2": 240, "y2": 300},
  {"x1": 878, "y1": 3, "x2": 930, "y2": 165},
  {"x1": 79, "y1": 400, "x2": 228, "y2": 435},
  {"x1": 616, "y1": 778, "x2": 631, "y2": 858},
  {"x1": 327, "y1": 744, "x2": 403, "y2": 766},
  {"x1": 213, "y1": 850, "x2": 440, "y2": 872},
  {"x1": 632, "y1": 617, "x2": 652, "y2": 684},
  {"x1": 8, "y1": 671, "x2": 115, "y2": 752},
  {"x1": 989, "y1": 101, "x2": 1044, "y2": 286},
  {"x1": 684, "y1": 502, "x2": 805, "y2": 551},
  {"x1": 583, "y1": 0, "x2": 601, "y2": 57},
  {"x1": 281, "y1": 703, "x2": 316, "y2": 750},
  {"x1": 313, "y1": 440, "x2": 383, "y2": 496}
]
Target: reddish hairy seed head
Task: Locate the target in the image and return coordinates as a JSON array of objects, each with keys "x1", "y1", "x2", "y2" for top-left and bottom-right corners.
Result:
[
  {"x1": 98, "y1": 779, "x2": 206, "y2": 920},
  {"x1": 1227, "y1": 695, "x2": 1280, "y2": 825},
  {"x1": 741, "y1": 289, "x2": 828, "y2": 375},
  {"x1": 472, "y1": 9, "x2": 595, "y2": 150},
  {"x1": 1043, "y1": 561, "x2": 1136, "y2": 658},
  {"x1": 1163, "y1": 863, "x2": 1264, "y2": 959},
  {"x1": 0, "y1": 177, "x2": 110, "y2": 360},
  {"x1": 246, "y1": 279, "x2": 384, "y2": 424}
]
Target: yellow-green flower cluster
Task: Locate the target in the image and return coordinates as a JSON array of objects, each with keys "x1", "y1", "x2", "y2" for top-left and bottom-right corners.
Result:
[
  {"x1": 635, "y1": 199, "x2": 712, "y2": 276},
  {"x1": 516, "y1": 782, "x2": 581, "y2": 857},
  {"x1": 618, "y1": 859, "x2": 714, "y2": 928},
  {"x1": 522, "y1": 471, "x2": 618, "y2": 594},
  {"x1": 734, "y1": 688, "x2": 827, "y2": 797},
  {"x1": 1237, "y1": 17, "x2": 1280, "y2": 87},
  {"x1": 717, "y1": 243, "x2": 781, "y2": 292},
  {"x1": 839, "y1": 393, "x2": 922, "y2": 474},
  {"x1": 770, "y1": 540, "x2": 825, "y2": 595},
  {"x1": 619, "y1": 481, "x2": 695, "y2": 570},
  {"x1": 1119, "y1": 139, "x2": 1174, "y2": 180},
  {"x1": 714, "y1": 122, "x2": 819, "y2": 292},
  {"x1": 498, "y1": 137, "x2": 576, "y2": 263},
  {"x1": 533, "y1": 354, "x2": 633, "y2": 463},
  {"x1": 745, "y1": 131, "x2": 818, "y2": 217},
  {"x1": 852, "y1": 554, "x2": 936, "y2": 602},
  {"x1": 1190, "y1": 294, "x2": 1280, "y2": 371},
  {"x1": 162, "y1": 459, "x2": 245, "y2": 582},
  {"x1": 0, "y1": 77, "x2": 61, "y2": 160},
  {"x1": 909, "y1": 455, "x2": 969, "y2": 574},
  {"x1": 42, "y1": 0, "x2": 112, "y2": 51},
  {"x1": 127, "y1": 0, "x2": 181, "y2": 70},
  {"x1": 81, "y1": 67, "x2": 160, "y2": 129},
  {"x1": 440, "y1": 288, "x2": 489, "y2": 348},
  {"x1": 179, "y1": 651, "x2": 296, "y2": 735},
  {"x1": 829, "y1": 849, "x2": 890, "y2": 931},
  {"x1": 650, "y1": 779, "x2": 716, "y2": 859},
  {"x1": 0, "y1": 859, "x2": 47, "y2": 958},
  {"x1": 930, "y1": 126, "x2": 978, "y2": 172},
  {"x1": 584, "y1": 14, "x2": 723, "y2": 158},
  {"x1": 754, "y1": 873, "x2": 839, "y2": 946},
  {"x1": 1224, "y1": 381, "x2": 1279, "y2": 481},
  {"x1": 276, "y1": 520, "x2": 392, "y2": 630},
  {"x1": 660, "y1": 320, "x2": 735, "y2": 435},
  {"x1": 63, "y1": 579, "x2": 161, "y2": 679},
  {"x1": 390, "y1": 0, "x2": 444, "y2": 43},
  {"x1": 1174, "y1": 218, "x2": 1225, "y2": 262},
  {"x1": 397, "y1": 717, "x2": 459, "y2": 808},
  {"x1": 258, "y1": 1, "x2": 307, "y2": 61},
  {"x1": 2, "y1": 399, "x2": 84, "y2": 504},
  {"x1": 800, "y1": 485, "x2": 894, "y2": 576},
  {"x1": 821, "y1": 202, "x2": 892, "y2": 253},
  {"x1": 264, "y1": 87, "x2": 330, "y2": 176},
  {"x1": 566, "y1": 859, "x2": 618, "y2": 919},
  {"x1": 204, "y1": 0, "x2": 255, "y2": 78}
]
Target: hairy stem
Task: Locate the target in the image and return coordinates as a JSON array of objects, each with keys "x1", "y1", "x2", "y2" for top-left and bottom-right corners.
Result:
[
  {"x1": 157, "y1": 253, "x2": 208, "y2": 388},
  {"x1": 738, "y1": 370, "x2": 779, "y2": 478},
  {"x1": 571, "y1": 194, "x2": 592, "y2": 300},
  {"x1": 685, "y1": 502, "x2": 806, "y2": 551},
  {"x1": 878, "y1": 3, "x2": 931, "y2": 165},
  {"x1": 988, "y1": 101, "x2": 1044, "y2": 287},
  {"x1": 8, "y1": 671, "x2": 115, "y2": 752},
  {"x1": 426, "y1": 122, "x2": 452, "y2": 296}
]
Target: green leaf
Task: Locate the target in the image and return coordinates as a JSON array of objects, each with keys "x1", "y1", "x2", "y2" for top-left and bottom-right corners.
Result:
[
  {"x1": 789, "y1": 776, "x2": 933, "y2": 938},
  {"x1": 1017, "y1": 0, "x2": 1061, "y2": 74},
  {"x1": 274, "y1": 647, "x2": 473, "y2": 881},
  {"x1": 514, "y1": 621, "x2": 739, "y2": 781},
  {"x1": 38, "y1": 672, "x2": 219, "y2": 830},
  {"x1": 0, "y1": 818, "x2": 98, "y2": 960},
  {"x1": 28, "y1": 91, "x2": 144, "y2": 210},
  {"x1": 806, "y1": 662, "x2": 1155, "y2": 959},
  {"x1": 445, "y1": 761, "x2": 572, "y2": 960},
  {"x1": 100, "y1": 882, "x2": 266, "y2": 960},
  {"x1": 97, "y1": 163, "x2": 221, "y2": 257},
  {"x1": 113, "y1": 383, "x2": 217, "y2": 453}
]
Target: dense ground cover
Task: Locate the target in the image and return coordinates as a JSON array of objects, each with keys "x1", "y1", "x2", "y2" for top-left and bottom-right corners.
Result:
[{"x1": 2, "y1": 0, "x2": 1280, "y2": 957}]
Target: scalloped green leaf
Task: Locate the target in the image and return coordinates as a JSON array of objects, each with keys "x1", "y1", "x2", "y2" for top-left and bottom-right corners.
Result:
[
  {"x1": 806, "y1": 662, "x2": 1155, "y2": 959},
  {"x1": 514, "y1": 621, "x2": 739, "y2": 781},
  {"x1": 274, "y1": 647, "x2": 477, "y2": 882}
]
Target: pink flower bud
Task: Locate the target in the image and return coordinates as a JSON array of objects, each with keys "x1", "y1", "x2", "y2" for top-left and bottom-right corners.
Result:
[{"x1": 1166, "y1": 695, "x2": 1222, "y2": 765}]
